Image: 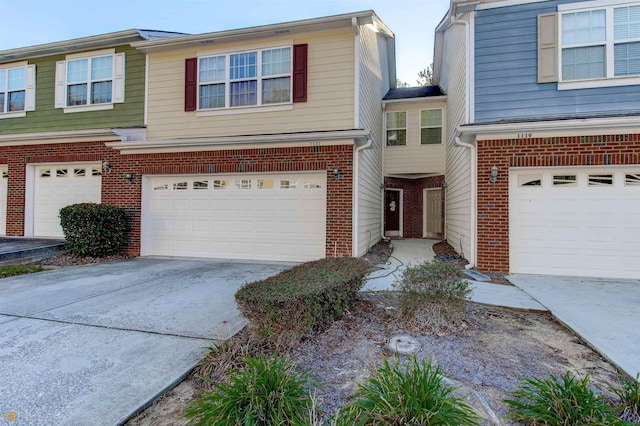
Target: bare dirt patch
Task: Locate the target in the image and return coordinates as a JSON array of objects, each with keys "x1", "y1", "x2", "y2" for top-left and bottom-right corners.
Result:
[
  {"x1": 433, "y1": 240, "x2": 513, "y2": 286},
  {"x1": 126, "y1": 293, "x2": 621, "y2": 425},
  {"x1": 33, "y1": 253, "x2": 133, "y2": 268}
]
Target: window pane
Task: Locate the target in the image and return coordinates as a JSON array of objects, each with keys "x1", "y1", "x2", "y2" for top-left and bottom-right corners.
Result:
[
  {"x1": 421, "y1": 109, "x2": 442, "y2": 127},
  {"x1": 91, "y1": 81, "x2": 112, "y2": 104},
  {"x1": 230, "y1": 80, "x2": 257, "y2": 106},
  {"x1": 200, "y1": 84, "x2": 225, "y2": 109},
  {"x1": 614, "y1": 5, "x2": 640, "y2": 40},
  {"x1": 0, "y1": 93, "x2": 4, "y2": 113},
  {"x1": 562, "y1": 46, "x2": 605, "y2": 79},
  {"x1": 0, "y1": 70, "x2": 5, "y2": 88},
  {"x1": 562, "y1": 10, "x2": 606, "y2": 45},
  {"x1": 67, "y1": 59, "x2": 88, "y2": 83},
  {"x1": 91, "y1": 55, "x2": 113, "y2": 80},
  {"x1": 386, "y1": 129, "x2": 406, "y2": 146},
  {"x1": 615, "y1": 42, "x2": 640, "y2": 75},
  {"x1": 199, "y1": 56, "x2": 225, "y2": 82},
  {"x1": 67, "y1": 83, "x2": 87, "y2": 106},
  {"x1": 421, "y1": 127, "x2": 442, "y2": 145},
  {"x1": 262, "y1": 47, "x2": 291, "y2": 76},
  {"x1": 7, "y1": 68, "x2": 25, "y2": 90},
  {"x1": 386, "y1": 111, "x2": 406, "y2": 129},
  {"x1": 262, "y1": 77, "x2": 290, "y2": 104},
  {"x1": 229, "y1": 52, "x2": 257, "y2": 80},
  {"x1": 8, "y1": 91, "x2": 25, "y2": 111}
]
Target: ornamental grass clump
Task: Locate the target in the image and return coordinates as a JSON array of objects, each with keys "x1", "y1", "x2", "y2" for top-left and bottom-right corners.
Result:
[
  {"x1": 504, "y1": 371, "x2": 625, "y2": 425},
  {"x1": 335, "y1": 357, "x2": 481, "y2": 425},
  {"x1": 185, "y1": 355, "x2": 316, "y2": 426},
  {"x1": 612, "y1": 373, "x2": 640, "y2": 423},
  {"x1": 235, "y1": 257, "x2": 371, "y2": 348},
  {"x1": 394, "y1": 261, "x2": 471, "y2": 334}
]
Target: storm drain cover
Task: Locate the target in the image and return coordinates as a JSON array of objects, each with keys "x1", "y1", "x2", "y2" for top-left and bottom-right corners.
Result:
[{"x1": 387, "y1": 334, "x2": 421, "y2": 355}]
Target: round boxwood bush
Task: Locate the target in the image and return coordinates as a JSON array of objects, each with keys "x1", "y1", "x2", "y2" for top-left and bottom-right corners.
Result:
[{"x1": 59, "y1": 203, "x2": 128, "y2": 257}]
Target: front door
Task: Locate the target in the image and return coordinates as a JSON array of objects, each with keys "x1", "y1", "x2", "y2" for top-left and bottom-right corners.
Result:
[
  {"x1": 425, "y1": 188, "x2": 442, "y2": 236},
  {"x1": 384, "y1": 190, "x2": 401, "y2": 236}
]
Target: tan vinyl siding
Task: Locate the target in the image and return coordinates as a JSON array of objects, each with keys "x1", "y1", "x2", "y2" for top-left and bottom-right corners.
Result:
[
  {"x1": 440, "y1": 20, "x2": 472, "y2": 259},
  {"x1": 145, "y1": 29, "x2": 355, "y2": 139},
  {"x1": 355, "y1": 25, "x2": 389, "y2": 255},
  {"x1": 384, "y1": 101, "x2": 446, "y2": 175},
  {"x1": 0, "y1": 45, "x2": 145, "y2": 135}
]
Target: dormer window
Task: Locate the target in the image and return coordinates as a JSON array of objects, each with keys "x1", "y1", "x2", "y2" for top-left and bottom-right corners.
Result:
[{"x1": 55, "y1": 49, "x2": 125, "y2": 112}]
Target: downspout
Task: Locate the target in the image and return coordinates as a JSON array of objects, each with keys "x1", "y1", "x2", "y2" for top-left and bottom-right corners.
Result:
[
  {"x1": 351, "y1": 17, "x2": 362, "y2": 256},
  {"x1": 451, "y1": 13, "x2": 477, "y2": 269},
  {"x1": 381, "y1": 102, "x2": 386, "y2": 240},
  {"x1": 352, "y1": 138, "x2": 373, "y2": 256}
]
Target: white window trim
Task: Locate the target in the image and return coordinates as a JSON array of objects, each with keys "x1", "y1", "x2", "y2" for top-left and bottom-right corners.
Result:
[
  {"x1": 197, "y1": 45, "x2": 293, "y2": 111},
  {"x1": 558, "y1": 0, "x2": 640, "y2": 90},
  {"x1": 385, "y1": 111, "x2": 408, "y2": 147},
  {"x1": 419, "y1": 108, "x2": 444, "y2": 145},
  {"x1": 55, "y1": 48, "x2": 125, "y2": 112},
  {"x1": 0, "y1": 60, "x2": 34, "y2": 118}
]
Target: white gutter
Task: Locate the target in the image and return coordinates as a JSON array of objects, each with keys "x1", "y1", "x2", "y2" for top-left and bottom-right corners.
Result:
[
  {"x1": 353, "y1": 138, "x2": 374, "y2": 257},
  {"x1": 455, "y1": 135, "x2": 477, "y2": 269}
]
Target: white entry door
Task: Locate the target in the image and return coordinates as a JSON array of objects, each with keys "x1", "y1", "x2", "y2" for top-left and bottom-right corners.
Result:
[
  {"x1": 142, "y1": 173, "x2": 327, "y2": 262},
  {"x1": 33, "y1": 164, "x2": 102, "y2": 237},
  {"x1": 510, "y1": 168, "x2": 640, "y2": 279}
]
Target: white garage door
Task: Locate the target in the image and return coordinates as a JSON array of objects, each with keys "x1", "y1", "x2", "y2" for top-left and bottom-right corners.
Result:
[
  {"x1": 0, "y1": 166, "x2": 7, "y2": 235},
  {"x1": 143, "y1": 173, "x2": 327, "y2": 262},
  {"x1": 510, "y1": 168, "x2": 640, "y2": 279},
  {"x1": 33, "y1": 164, "x2": 102, "y2": 237}
]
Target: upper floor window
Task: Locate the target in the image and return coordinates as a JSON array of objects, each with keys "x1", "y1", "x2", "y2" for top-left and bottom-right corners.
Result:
[
  {"x1": 420, "y1": 109, "x2": 443, "y2": 145},
  {"x1": 55, "y1": 49, "x2": 125, "y2": 112},
  {"x1": 556, "y1": 1, "x2": 640, "y2": 88},
  {"x1": 385, "y1": 111, "x2": 406, "y2": 146},
  {"x1": 198, "y1": 46, "x2": 291, "y2": 110},
  {"x1": 0, "y1": 62, "x2": 35, "y2": 118},
  {"x1": 185, "y1": 44, "x2": 307, "y2": 112}
]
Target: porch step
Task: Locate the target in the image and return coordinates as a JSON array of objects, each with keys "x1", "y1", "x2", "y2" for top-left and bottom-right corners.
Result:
[{"x1": 0, "y1": 237, "x2": 67, "y2": 266}]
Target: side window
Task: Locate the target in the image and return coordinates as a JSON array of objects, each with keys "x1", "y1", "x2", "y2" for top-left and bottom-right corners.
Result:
[
  {"x1": 0, "y1": 63, "x2": 35, "y2": 117},
  {"x1": 385, "y1": 111, "x2": 407, "y2": 146},
  {"x1": 420, "y1": 109, "x2": 443, "y2": 145}
]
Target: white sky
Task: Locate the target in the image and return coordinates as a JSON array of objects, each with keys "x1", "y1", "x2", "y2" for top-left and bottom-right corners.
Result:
[{"x1": 0, "y1": 0, "x2": 450, "y2": 85}]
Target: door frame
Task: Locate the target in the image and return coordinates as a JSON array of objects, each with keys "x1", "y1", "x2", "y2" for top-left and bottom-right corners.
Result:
[
  {"x1": 384, "y1": 188, "x2": 403, "y2": 237},
  {"x1": 423, "y1": 187, "x2": 442, "y2": 238}
]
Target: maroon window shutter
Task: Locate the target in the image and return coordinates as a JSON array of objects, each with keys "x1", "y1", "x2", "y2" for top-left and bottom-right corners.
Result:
[
  {"x1": 292, "y1": 44, "x2": 308, "y2": 103},
  {"x1": 185, "y1": 57, "x2": 197, "y2": 111}
]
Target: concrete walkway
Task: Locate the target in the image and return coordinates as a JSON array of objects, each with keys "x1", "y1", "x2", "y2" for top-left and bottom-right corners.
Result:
[{"x1": 508, "y1": 275, "x2": 640, "y2": 379}]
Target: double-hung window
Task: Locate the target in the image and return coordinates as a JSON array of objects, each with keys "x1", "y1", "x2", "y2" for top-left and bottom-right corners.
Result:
[
  {"x1": 0, "y1": 62, "x2": 35, "y2": 117},
  {"x1": 558, "y1": 1, "x2": 640, "y2": 87},
  {"x1": 55, "y1": 49, "x2": 125, "y2": 112},
  {"x1": 197, "y1": 46, "x2": 291, "y2": 110},
  {"x1": 420, "y1": 109, "x2": 443, "y2": 145},
  {"x1": 385, "y1": 111, "x2": 407, "y2": 146}
]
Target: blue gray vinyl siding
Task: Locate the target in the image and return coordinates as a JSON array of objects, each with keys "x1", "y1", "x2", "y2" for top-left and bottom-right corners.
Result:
[{"x1": 474, "y1": 0, "x2": 640, "y2": 123}]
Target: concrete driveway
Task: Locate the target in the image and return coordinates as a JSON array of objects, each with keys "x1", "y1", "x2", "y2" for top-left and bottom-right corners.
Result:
[
  {"x1": 508, "y1": 275, "x2": 640, "y2": 379},
  {"x1": 0, "y1": 258, "x2": 288, "y2": 426}
]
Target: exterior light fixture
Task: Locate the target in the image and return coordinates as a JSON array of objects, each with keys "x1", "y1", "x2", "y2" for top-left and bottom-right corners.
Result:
[
  {"x1": 125, "y1": 173, "x2": 134, "y2": 183},
  {"x1": 333, "y1": 168, "x2": 342, "y2": 180},
  {"x1": 103, "y1": 161, "x2": 112, "y2": 174},
  {"x1": 490, "y1": 166, "x2": 499, "y2": 183}
]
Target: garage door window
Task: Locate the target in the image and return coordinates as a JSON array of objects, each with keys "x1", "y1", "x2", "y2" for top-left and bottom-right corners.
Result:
[
  {"x1": 40, "y1": 169, "x2": 51, "y2": 178},
  {"x1": 56, "y1": 169, "x2": 68, "y2": 178},
  {"x1": 553, "y1": 175, "x2": 577, "y2": 186},
  {"x1": 213, "y1": 180, "x2": 227, "y2": 189},
  {"x1": 518, "y1": 175, "x2": 542, "y2": 187},
  {"x1": 194, "y1": 181, "x2": 208, "y2": 190},
  {"x1": 235, "y1": 179, "x2": 252, "y2": 189},
  {"x1": 173, "y1": 182, "x2": 188, "y2": 190},
  {"x1": 626, "y1": 173, "x2": 640, "y2": 186},
  {"x1": 588, "y1": 174, "x2": 614, "y2": 186},
  {"x1": 280, "y1": 180, "x2": 298, "y2": 189},
  {"x1": 74, "y1": 168, "x2": 86, "y2": 177},
  {"x1": 257, "y1": 179, "x2": 274, "y2": 189},
  {"x1": 154, "y1": 184, "x2": 168, "y2": 191}
]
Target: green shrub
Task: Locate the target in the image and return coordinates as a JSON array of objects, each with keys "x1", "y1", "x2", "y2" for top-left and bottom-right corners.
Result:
[
  {"x1": 335, "y1": 357, "x2": 480, "y2": 425},
  {"x1": 235, "y1": 257, "x2": 371, "y2": 348},
  {"x1": 504, "y1": 371, "x2": 624, "y2": 425},
  {"x1": 394, "y1": 261, "x2": 471, "y2": 333},
  {"x1": 59, "y1": 203, "x2": 127, "y2": 257},
  {"x1": 185, "y1": 355, "x2": 316, "y2": 426},
  {"x1": 612, "y1": 373, "x2": 640, "y2": 423}
]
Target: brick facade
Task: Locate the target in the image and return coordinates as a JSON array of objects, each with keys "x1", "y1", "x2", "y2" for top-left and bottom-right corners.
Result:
[
  {"x1": 476, "y1": 134, "x2": 640, "y2": 273},
  {"x1": 0, "y1": 141, "x2": 354, "y2": 257},
  {"x1": 384, "y1": 175, "x2": 444, "y2": 238}
]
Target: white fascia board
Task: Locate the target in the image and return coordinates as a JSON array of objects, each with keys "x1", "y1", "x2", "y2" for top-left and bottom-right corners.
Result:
[
  {"x1": 459, "y1": 115, "x2": 640, "y2": 140},
  {"x1": 382, "y1": 95, "x2": 447, "y2": 105},
  {"x1": 107, "y1": 130, "x2": 371, "y2": 154},
  {"x1": 0, "y1": 129, "x2": 119, "y2": 145},
  {"x1": 476, "y1": 0, "x2": 550, "y2": 10}
]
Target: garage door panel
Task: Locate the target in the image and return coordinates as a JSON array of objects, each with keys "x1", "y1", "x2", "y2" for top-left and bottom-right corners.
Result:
[
  {"x1": 510, "y1": 168, "x2": 640, "y2": 279},
  {"x1": 143, "y1": 173, "x2": 327, "y2": 262}
]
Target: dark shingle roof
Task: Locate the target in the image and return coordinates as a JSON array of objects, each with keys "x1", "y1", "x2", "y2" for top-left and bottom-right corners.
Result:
[{"x1": 383, "y1": 86, "x2": 445, "y2": 100}]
